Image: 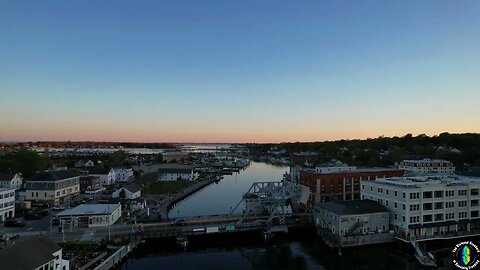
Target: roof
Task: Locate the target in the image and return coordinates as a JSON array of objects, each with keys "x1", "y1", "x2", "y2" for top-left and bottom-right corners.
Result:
[
  {"x1": 0, "y1": 236, "x2": 61, "y2": 270},
  {"x1": 56, "y1": 203, "x2": 120, "y2": 217},
  {"x1": 28, "y1": 170, "x2": 79, "y2": 182},
  {"x1": 88, "y1": 167, "x2": 112, "y2": 174},
  {"x1": 0, "y1": 172, "x2": 17, "y2": 181},
  {"x1": 317, "y1": 200, "x2": 388, "y2": 216},
  {"x1": 123, "y1": 183, "x2": 142, "y2": 193}
]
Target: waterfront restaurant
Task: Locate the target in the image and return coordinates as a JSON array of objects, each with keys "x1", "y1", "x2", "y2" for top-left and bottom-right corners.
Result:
[{"x1": 56, "y1": 203, "x2": 122, "y2": 227}]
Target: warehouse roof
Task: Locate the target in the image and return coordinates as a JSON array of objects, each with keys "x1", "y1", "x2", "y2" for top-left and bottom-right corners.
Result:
[{"x1": 317, "y1": 200, "x2": 388, "y2": 215}]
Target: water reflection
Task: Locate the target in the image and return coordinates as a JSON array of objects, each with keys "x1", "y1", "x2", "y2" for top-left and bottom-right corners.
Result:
[{"x1": 170, "y1": 162, "x2": 288, "y2": 217}]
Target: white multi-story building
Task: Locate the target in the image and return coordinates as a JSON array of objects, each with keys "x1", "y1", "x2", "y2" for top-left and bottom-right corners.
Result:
[
  {"x1": 0, "y1": 173, "x2": 23, "y2": 190},
  {"x1": 399, "y1": 158, "x2": 455, "y2": 174},
  {"x1": 114, "y1": 168, "x2": 134, "y2": 183},
  {"x1": 89, "y1": 168, "x2": 116, "y2": 186},
  {"x1": 26, "y1": 171, "x2": 80, "y2": 205},
  {"x1": 360, "y1": 175, "x2": 480, "y2": 239},
  {"x1": 0, "y1": 188, "x2": 15, "y2": 221}
]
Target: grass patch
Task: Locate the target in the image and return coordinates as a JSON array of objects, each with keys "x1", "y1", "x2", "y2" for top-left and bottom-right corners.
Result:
[
  {"x1": 134, "y1": 172, "x2": 158, "y2": 186},
  {"x1": 143, "y1": 180, "x2": 193, "y2": 195}
]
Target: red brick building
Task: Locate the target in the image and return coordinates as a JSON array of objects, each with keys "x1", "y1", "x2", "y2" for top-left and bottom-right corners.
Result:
[
  {"x1": 300, "y1": 168, "x2": 404, "y2": 211},
  {"x1": 79, "y1": 175, "x2": 101, "y2": 193}
]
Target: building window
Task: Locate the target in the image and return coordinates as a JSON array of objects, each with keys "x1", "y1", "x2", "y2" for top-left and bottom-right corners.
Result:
[
  {"x1": 394, "y1": 202, "x2": 397, "y2": 208},
  {"x1": 402, "y1": 192, "x2": 405, "y2": 198},
  {"x1": 394, "y1": 191, "x2": 397, "y2": 197},
  {"x1": 459, "y1": 190, "x2": 467, "y2": 196}
]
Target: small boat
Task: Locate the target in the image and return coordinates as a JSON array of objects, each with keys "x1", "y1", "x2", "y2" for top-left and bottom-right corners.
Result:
[{"x1": 176, "y1": 236, "x2": 189, "y2": 248}]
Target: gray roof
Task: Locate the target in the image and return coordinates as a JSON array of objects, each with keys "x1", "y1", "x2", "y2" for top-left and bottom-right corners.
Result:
[
  {"x1": 28, "y1": 170, "x2": 79, "y2": 182},
  {"x1": 0, "y1": 236, "x2": 61, "y2": 270},
  {"x1": 123, "y1": 183, "x2": 142, "y2": 193},
  {"x1": 56, "y1": 203, "x2": 120, "y2": 217},
  {"x1": 0, "y1": 172, "x2": 17, "y2": 181},
  {"x1": 317, "y1": 200, "x2": 388, "y2": 215}
]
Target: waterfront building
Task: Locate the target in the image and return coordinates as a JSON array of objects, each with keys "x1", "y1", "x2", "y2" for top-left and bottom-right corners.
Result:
[
  {"x1": 0, "y1": 236, "x2": 69, "y2": 270},
  {"x1": 89, "y1": 167, "x2": 116, "y2": 186},
  {"x1": 26, "y1": 171, "x2": 80, "y2": 205},
  {"x1": 112, "y1": 183, "x2": 142, "y2": 200},
  {"x1": 114, "y1": 168, "x2": 134, "y2": 183},
  {"x1": 315, "y1": 200, "x2": 393, "y2": 247},
  {"x1": 360, "y1": 175, "x2": 480, "y2": 239},
  {"x1": 56, "y1": 203, "x2": 122, "y2": 227},
  {"x1": 299, "y1": 166, "x2": 404, "y2": 210},
  {"x1": 0, "y1": 172, "x2": 23, "y2": 190},
  {"x1": 0, "y1": 188, "x2": 15, "y2": 221},
  {"x1": 399, "y1": 158, "x2": 455, "y2": 174},
  {"x1": 158, "y1": 164, "x2": 199, "y2": 181}
]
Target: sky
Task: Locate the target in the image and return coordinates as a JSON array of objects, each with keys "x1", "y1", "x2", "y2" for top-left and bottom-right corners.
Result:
[{"x1": 1, "y1": 1, "x2": 479, "y2": 143}]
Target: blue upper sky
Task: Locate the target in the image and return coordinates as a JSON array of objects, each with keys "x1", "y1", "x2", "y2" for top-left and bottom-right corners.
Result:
[{"x1": 1, "y1": 1, "x2": 479, "y2": 142}]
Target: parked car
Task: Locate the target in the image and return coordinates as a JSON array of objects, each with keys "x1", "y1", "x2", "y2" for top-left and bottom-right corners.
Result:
[
  {"x1": 4, "y1": 219, "x2": 25, "y2": 227},
  {"x1": 52, "y1": 205, "x2": 65, "y2": 211},
  {"x1": 171, "y1": 218, "x2": 187, "y2": 226}
]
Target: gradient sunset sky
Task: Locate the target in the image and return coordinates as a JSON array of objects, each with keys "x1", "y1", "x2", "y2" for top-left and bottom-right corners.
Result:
[{"x1": 1, "y1": 1, "x2": 479, "y2": 143}]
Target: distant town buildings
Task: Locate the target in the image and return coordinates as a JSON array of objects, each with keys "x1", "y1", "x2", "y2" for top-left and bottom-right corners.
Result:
[
  {"x1": 161, "y1": 151, "x2": 190, "y2": 162},
  {"x1": 399, "y1": 158, "x2": 455, "y2": 174},
  {"x1": 26, "y1": 171, "x2": 80, "y2": 205},
  {"x1": 0, "y1": 172, "x2": 23, "y2": 190},
  {"x1": 0, "y1": 236, "x2": 69, "y2": 270},
  {"x1": 0, "y1": 187, "x2": 15, "y2": 221},
  {"x1": 361, "y1": 175, "x2": 480, "y2": 238}
]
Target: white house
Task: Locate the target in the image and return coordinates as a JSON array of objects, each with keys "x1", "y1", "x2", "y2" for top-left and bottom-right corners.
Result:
[
  {"x1": 0, "y1": 173, "x2": 23, "y2": 190},
  {"x1": 84, "y1": 160, "x2": 95, "y2": 167},
  {"x1": 114, "y1": 168, "x2": 134, "y2": 183},
  {"x1": 157, "y1": 164, "x2": 199, "y2": 181},
  {"x1": 89, "y1": 168, "x2": 116, "y2": 186},
  {"x1": 0, "y1": 188, "x2": 15, "y2": 221},
  {"x1": 112, "y1": 183, "x2": 142, "y2": 200},
  {"x1": 0, "y1": 236, "x2": 69, "y2": 270}
]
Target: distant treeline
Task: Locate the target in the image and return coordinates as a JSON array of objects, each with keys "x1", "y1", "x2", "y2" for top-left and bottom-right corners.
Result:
[
  {"x1": 246, "y1": 133, "x2": 480, "y2": 168},
  {"x1": 0, "y1": 141, "x2": 177, "y2": 149}
]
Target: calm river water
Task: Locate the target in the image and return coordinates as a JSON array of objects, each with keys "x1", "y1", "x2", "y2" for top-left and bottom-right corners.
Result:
[{"x1": 119, "y1": 162, "x2": 452, "y2": 270}]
